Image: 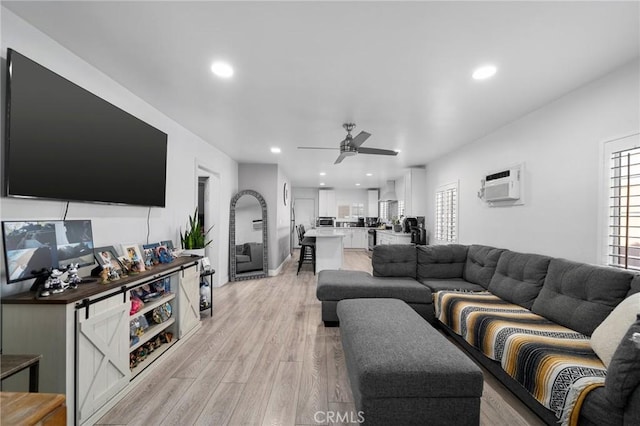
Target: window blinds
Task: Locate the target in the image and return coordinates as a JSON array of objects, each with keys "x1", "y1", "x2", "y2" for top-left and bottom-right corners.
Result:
[
  {"x1": 609, "y1": 147, "x2": 640, "y2": 270},
  {"x1": 435, "y1": 183, "x2": 458, "y2": 243}
]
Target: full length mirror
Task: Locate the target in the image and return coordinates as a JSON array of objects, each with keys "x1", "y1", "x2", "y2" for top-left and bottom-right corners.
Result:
[{"x1": 229, "y1": 189, "x2": 268, "y2": 281}]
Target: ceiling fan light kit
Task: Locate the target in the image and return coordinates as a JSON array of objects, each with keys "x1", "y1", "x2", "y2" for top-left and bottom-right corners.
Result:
[{"x1": 297, "y1": 122, "x2": 399, "y2": 164}]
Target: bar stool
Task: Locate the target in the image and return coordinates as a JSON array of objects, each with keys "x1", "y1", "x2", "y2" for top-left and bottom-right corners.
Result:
[{"x1": 297, "y1": 225, "x2": 316, "y2": 275}]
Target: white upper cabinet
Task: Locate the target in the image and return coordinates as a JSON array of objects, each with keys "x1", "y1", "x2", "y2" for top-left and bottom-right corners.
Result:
[
  {"x1": 318, "y1": 189, "x2": 336, "y2": 217},
  {"x1": 367, "y1": 189, "x2": 379, "y2": 217},
  {"x1": 403, "y1": 168, "x2": 426, "y2": 216}
]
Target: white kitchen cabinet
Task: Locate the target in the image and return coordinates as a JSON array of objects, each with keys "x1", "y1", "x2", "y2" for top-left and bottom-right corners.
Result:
[
  {"x1": 367, "y1": 189, "x2": 379, "y2": 217},
  {"x1": 403, "y1": 168, "x2": 427, "y2": 216},
  {"x1": 352, "y1": 229, "x2": 368, "y2": 248},
  {"x1": 318, "y1": 189, "x2": 336, "y2": 217}
]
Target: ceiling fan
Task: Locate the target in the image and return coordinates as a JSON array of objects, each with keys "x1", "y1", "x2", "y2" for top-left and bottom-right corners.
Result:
[{"x1": 298, "y1": 123, "x2": 398, "y2": 164}]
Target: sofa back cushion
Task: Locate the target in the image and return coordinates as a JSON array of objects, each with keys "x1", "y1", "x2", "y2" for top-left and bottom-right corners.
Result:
[
  {"x1": 604, "y1": 316, "x2": 640, "y2": 409},
  {"x1": 416, "y1": 244, "x2": 468, "y2": 280},
  {"x1": 531, "y1": 258, "x2": 635, "y2": 336},
  {"x1": 488, "y1": 251, "x2": 552, "y2": 309},
  {"x1": 462, "y1": 245, "x2": 505, "y2": 288},
  {"x1": 372, "y1": 244, "x2": 417, "y2": 278},
  {"x1": 628, "y1": 275, "x2": 640, "y2": 297}
]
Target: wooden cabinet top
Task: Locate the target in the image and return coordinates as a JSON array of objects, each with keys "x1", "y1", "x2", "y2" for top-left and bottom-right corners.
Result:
[{"x1": 2, "y1": 256, "x2": 199, "y2": 305}]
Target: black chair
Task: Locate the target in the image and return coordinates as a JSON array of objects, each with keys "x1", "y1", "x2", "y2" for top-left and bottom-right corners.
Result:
[{"x1": 297, "y1": 225, "x2": 316, "y2": 275}]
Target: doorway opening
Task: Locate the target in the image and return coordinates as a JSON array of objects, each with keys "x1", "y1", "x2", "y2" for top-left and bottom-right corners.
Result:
[{"x1": 196, "y1": 166, "x2": 220, "y2": 287}]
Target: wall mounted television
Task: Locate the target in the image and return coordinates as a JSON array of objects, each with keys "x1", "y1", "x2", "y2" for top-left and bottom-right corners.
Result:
[
  {"x1": 4, "y1": 48, "x2": 168, "y2": 207},
  {"x1": 2, "y1": 219, "x2": 95, "y2": 286}
]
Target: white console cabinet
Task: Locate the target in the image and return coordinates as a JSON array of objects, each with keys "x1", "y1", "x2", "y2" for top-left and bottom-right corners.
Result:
[{"x1": 1, "y1": 257, "x2": 201, "y2": 425}]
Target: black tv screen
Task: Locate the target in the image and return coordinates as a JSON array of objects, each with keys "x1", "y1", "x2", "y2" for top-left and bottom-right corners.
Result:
[{"x1": 5, "y1": 49, "x2": 167, "y2": 207}]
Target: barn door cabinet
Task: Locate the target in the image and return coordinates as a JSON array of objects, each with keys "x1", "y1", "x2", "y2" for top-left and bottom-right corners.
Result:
[{"x1": 1, "y1": 257, "x2": 201, "y2": 426}]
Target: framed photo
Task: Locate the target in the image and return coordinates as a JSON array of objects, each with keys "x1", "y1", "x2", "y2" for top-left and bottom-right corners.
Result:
[
  {"x1": 143, "y1": 242, "x2": 160, "y2": 265},
  {"x1": 121, "y1": 243, "x2": 146, "y2": 272},
  {"x1": 94, "y1": 246, "x2": 125, "y2": 274},
  {"x1": 161, "y1": 240, "x2": 174, "y2": 250}
]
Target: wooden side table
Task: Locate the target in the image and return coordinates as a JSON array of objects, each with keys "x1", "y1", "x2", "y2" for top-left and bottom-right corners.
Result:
[
  {"x1": 1, "y1": 392, "x2": 66, "y2": 425},
  {"x1": 1, "y1": 354, "x2": 42, "y2": 392}
]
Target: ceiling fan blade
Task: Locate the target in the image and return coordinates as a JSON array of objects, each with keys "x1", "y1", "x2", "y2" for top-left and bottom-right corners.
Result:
[
  {"x1": 357, "y1": 147, "x2": 398, "y2": 156},
  {"x1": 334, "y1": 153, "x2": 348, "y2": 164},
  {"x1": 297, "y1": 146, "x2": 339, "y2": 150},
  {"x1": 349, "y1": 131, "x2": 371, "y2": 149}
]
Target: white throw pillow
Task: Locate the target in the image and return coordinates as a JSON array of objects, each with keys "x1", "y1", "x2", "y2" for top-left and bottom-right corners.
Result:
[{"x1": 590, "y1": 292, "x2": 640, "y2": 367}]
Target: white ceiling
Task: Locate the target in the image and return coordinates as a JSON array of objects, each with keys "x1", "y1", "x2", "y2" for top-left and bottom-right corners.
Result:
[{"x1": 4, "y1": 1, "x2": 639, "y2": 189}]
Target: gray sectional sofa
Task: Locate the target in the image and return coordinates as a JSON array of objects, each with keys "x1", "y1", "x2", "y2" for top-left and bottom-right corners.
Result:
[{"x1": 317, "y1": 244, "x2": 640, "y2": 425}]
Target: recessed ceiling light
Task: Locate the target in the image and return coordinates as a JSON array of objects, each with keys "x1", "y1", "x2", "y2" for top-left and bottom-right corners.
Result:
[
  {"x1": 270, "y1": 147, "x2": 281, "y2": 154},
  {"x1": 355, "y1": 183, "x2": 361, "y2": 186},
  {"x1": 319, "y1": 172, "x2": 326, "y2": 176},
  {"x1": 366, "y1": 173, "x2": 373, "y2": 177},
  {"x1": 211, "y1": 61, "x2": 234, "y2": 78},
  {"x1": 395, "y1": 149, "x2": 402, "y2": 153},
  {"x1": 320, "y1": 182, "x2": 326, "y2": 186},
  {"x1": 472, "y1": 64, "x2": 497, "y2": 80}
]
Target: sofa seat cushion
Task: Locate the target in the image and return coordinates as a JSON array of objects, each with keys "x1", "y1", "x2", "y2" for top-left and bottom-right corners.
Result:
[
  {"x1": 316, "y1": 270, "x2": 432, "y2": 304},
  {"x1": 488, "y1": 250, "x2": 552, "y2": 309},
  {"x1": 419, "y1": 278, "x2": 485, "y2": 293},
  {"x1": 462, "y1": 245, "x2": 505, "y2": 288},
  {"x1": 372, "y1": 244, "x2": 417, "y2": 278},
  {"x1": 435, "y1": 290, "x2": 607, "y2": 421},
  {"x1": 417, "y1": 244, "x2": 468, "y2": 279},
  {"x1": 236, "y1": 254, "x2": 250, "y2": 263},
  {"x1": 531, "y1": 258, "x2": 635, "y2": 336}
]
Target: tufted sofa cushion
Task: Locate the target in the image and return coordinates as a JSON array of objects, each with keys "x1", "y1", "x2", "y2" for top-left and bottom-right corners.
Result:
[
  {"x1": 605, "y1": 316, "x2": 640, "y2": 409},
  {"x1": 629, "y1": 275, "x2": 640, "y2": 297},
  {"x1": 531, "y1": 258, "x2": 636, "y2": 336},
  {"x1": 417, "y1": 244, "x2": 468, "y2": 280},
  {"x1": 372, "y1": 244, "x2": 417, "y2": 278},
  {"x1": 462, "y1": 245, "x2": 505, "y2": 288},
  {"x1": 488, "y1": 251, "x2": 552, "y2": 309}
]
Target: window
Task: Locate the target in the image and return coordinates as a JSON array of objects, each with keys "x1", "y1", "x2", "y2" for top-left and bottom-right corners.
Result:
[
  {"x1": 608, "y1": 145, "x2": 640, "y2": 270},
  {"x1": 435, "y1": 182, "x2": 458, "y2": 243}
]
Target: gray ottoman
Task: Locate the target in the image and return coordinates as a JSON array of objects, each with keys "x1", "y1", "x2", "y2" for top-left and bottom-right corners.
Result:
[
  {"x1": 337, "y1": 298, "x2": 483, "y2": 426},
  {"x1": 317, "y1": 270, "x2": 434, "y2": 325}
]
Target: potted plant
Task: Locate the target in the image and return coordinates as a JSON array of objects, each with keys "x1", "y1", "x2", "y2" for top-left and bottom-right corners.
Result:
[{"x1": 180, "y1": 208, "x2": 213, "y2": 256}]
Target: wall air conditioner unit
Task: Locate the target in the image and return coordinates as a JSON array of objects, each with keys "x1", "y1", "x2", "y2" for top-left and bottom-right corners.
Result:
[{"x1": 484, "y1": 167, "x2": 521, "y2": 202}]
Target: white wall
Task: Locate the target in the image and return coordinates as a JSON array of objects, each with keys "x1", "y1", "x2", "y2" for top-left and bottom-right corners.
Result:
[
  {"x1": 238, "y1": 163, "x2": 291, "y2": 272},
  {"x1": 425, "y1": 60, "x2": 640, "y2": 264},
  {"x1": 0, "y1": 8, "x2": 239, "y2": 295}
]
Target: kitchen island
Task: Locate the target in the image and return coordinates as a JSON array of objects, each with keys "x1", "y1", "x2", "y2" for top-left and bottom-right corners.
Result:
[{"x1": 304, "y1": 228, "x2": 347, "y2": 272}]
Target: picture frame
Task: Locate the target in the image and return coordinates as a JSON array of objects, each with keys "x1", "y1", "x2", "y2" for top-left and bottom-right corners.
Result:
[
  {"x1": 161, "y1": 240, "x2": 174, "y2": 250},
  {"x1": 142, "y1": 242, "x2": 160, "y2": 265},
  {"x1": 94, "y1": 246, "x2": 125, "y2": 274},
  {"x1": 121, "y1": 243, "x2": 146, "y2": 272}
]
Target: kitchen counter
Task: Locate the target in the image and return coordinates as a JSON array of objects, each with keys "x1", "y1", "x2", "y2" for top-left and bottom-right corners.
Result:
[
  {"x1": 304, "y1": 229, "x2": 346, "y2": 271},
  {"x1": 376, "y1": 230, "x2": 412, "y2": 245}
]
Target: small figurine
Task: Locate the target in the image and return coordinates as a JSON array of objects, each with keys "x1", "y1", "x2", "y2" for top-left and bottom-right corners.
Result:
[
  {"x1": 144, "y1": 249, "x2": 155, "y2": 268},
  {"x1": 66, "y1": 263, "x2": 82, "y2": 289},
  {"x1": 47, "y1": 269, "x2": 65, "y2": 294},
  {"x1": 108, "y1": 267, "x2": 121, "y2": 281},
  {"x1": 99, "y1": 267, "x2": 110, "y2": 284},
  {"x1": 156, "y1": 245, "x2": 173, "y2": 264}
]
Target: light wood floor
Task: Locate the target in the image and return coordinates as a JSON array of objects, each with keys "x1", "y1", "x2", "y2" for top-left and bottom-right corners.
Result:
[{"x1": 98, "y1": 250, "x2": 545, "y2": 426}]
